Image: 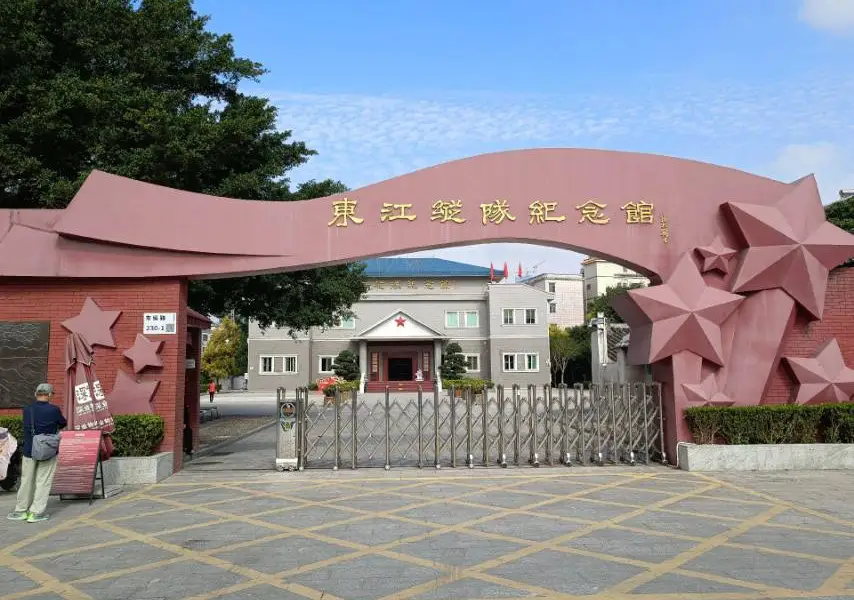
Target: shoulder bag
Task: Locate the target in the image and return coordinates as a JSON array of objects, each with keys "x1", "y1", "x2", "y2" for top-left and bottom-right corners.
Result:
[{"x1": 30, "y1": 407, "x2": 60, "y2": 461}]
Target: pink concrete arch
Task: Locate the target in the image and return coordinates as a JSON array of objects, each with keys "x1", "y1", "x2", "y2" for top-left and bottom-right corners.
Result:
[{"x1": 2, "y1": 148, "x2": 853, "y2": 460}]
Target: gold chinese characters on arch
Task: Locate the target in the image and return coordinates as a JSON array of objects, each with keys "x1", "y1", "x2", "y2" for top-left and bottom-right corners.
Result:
[{"x1": 327, "y1": 197, "x2": 657, "y2": 228}]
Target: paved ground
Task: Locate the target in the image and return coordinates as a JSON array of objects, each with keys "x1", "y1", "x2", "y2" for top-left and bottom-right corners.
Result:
[{"x1": 3, "y1": 430, "x2": 854, "y2": 600}]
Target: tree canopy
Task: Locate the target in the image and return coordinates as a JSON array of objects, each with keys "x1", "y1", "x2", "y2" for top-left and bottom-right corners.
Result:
[
  {"x1": 0, "y1": 0, "x2": 366, "y2": 330},
  {"x1": 585, "y1": 283, "x2": 646, "y2": 323},
  {"x1": 439, "y1": 343, "x2": 468, "y2": 380},
  {"x1": 201, "y1": 316, "x2": 243, "y2": 381}
]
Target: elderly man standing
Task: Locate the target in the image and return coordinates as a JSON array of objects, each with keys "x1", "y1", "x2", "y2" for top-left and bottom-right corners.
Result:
[{"x1": 6, "y1": 383, "x2": 67, "y2": 523}]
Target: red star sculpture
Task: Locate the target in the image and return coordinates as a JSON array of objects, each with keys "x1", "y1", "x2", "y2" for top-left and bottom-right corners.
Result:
[
  {"x1": 682, "y1": 374, "x2": 735, "y2": 407},
  {"x1": 784, "y1": 338, "x2": 854, "y2": 404},
  {"x1": 109, "y1": 370, "x2": 159, "y2": 415},
  {"x1": 395, "y1": 316, "x2": 406, "y2": 327},
  {"x1": 61, "y1": 297, "x2": 121, "y2": 348},
  {"x1": 612, "y1": 254, "x2": 744, "y2": 366},
  {"x1": 725, "y1": 177, "x2": 854, "y2": 320},
  {"x1": 123, "y1": 334, "x2": 164, "y2": 373},
  {"x1": 694, "y1": 237, "x2": 739, "y2": 275}
]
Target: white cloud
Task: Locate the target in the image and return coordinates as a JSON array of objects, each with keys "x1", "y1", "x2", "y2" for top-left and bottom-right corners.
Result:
[
  {"x1": 799, "y1": 0, "x2": 854, "y2": 34},
  {"x1": 766, "y1": 142, "x2": 854, "y2": 203}
]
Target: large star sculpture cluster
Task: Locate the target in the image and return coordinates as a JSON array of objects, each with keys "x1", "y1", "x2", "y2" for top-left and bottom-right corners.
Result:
[{"x1": 784, "y1": 339, "x2": 854, "y2": 404}]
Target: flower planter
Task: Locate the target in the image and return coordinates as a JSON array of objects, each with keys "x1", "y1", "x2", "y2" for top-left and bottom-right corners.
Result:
[
  {"x1": 101, "y1": 452, "x2": 174, "y2": 485},
  {"x1": 677, "y1": 443, "x2": 854, "y2": 472}
]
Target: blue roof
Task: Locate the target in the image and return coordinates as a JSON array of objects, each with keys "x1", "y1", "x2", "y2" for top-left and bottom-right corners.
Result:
[{"x1": 361, "y1": 258, "x2": 492, "y2": 278}]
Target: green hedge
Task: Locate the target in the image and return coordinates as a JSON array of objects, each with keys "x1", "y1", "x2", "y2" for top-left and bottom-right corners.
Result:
[
  {"x1": 0, "y1": 414, "x2": 164, "y2": 457},
  {"x1": 323, "y1": 380, "x2": 360, "y2": 396},
  {"x1": 685, "y1": 403, "x2": 854, "y2": 445},
  {"x1": 442, "y1": 379, "x2": 495, "y2": 391}
]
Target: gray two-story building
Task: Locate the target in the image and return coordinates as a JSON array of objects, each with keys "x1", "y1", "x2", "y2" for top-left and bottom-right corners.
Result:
[{"x1": 247, "y1": 258, "x2": 552, "y2": 392}]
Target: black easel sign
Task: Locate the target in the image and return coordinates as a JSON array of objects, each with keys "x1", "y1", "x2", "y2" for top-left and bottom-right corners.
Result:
[{"x1": 51, "y1": 429, "x2": 106, "y2": 504}]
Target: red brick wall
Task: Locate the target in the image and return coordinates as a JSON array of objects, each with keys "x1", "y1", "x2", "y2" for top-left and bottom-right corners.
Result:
[
  {"x1": 764, "y1": 267, "x2": 854, "y2": 404},
  {"x1": 0, "y1": 279, "x2": 188, "y2": 470}
]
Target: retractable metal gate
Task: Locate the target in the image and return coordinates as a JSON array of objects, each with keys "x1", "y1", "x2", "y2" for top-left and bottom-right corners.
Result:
[{"x1": 292, "y1": 382, "x2": 664, "y2": 470}]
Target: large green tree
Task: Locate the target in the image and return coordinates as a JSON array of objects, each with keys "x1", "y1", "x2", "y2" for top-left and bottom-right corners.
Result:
[
  {"x1": 585, "y1": 282, "x2": 646, "y2": 323},
  {"x1": 0, "y1": 0, "x2": 366, "y2": 331}
]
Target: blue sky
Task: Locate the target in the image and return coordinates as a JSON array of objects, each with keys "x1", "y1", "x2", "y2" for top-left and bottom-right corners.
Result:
[{"x1": 196, "y1": 0, "x2": 854, "y2": 275}]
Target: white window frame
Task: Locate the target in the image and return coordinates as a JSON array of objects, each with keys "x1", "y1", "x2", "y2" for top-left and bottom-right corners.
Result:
[
  {"x1": 334, "y1": 316, "x2": 356, "y2": 329},
  {"x1": 501, "y1": 352, "x2": 540, "y2": 373},
  {"x1": 502, "y1": 308, "x2": 538, "y2": 325},
  {"x1": 258, "y1": 354, "x2": 299, "y2": 375},
  {"x1": 445, "y1": 310, "x2": 479, "y2": 329},
  {"x1": 318, "y1": 355, "x2": 336, "y2": 374},
  {"x1": 463, "y1": 353, "x2": 480, "y2": 373}
]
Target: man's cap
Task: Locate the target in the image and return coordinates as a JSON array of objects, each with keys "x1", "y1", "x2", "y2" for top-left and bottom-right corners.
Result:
[{"x1": 35, "y1": 383, "x2": 54, "y2": 396}]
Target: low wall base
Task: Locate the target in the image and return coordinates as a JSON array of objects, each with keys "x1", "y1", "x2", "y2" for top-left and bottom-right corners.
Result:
[
  {"x1": 102, "y1": 452, "x2": 174, "y2": 485},
  {"x1": 678, "y1": 443, "x2": 854, "y2": 472}
]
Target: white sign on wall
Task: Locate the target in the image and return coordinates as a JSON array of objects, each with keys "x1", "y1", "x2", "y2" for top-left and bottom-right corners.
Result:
[{"x1": 143, "y1": 313, "x2": 177, "y2": 335}]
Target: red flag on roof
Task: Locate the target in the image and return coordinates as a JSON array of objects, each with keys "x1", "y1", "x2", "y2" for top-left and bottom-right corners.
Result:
[
  {"x1": 490, "y1": 262, "x2": 495, "y2": 282},
  {"x1": 518, "y1": 263, "x2": 523, "y2": 278},
  {"x1": 503, "y1": 262, "x2": 509, "y2": 279}
]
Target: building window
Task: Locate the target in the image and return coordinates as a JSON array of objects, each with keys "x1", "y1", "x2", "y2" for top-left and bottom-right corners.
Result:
[
  {"x1": 259, "y1": 355, "x2": 298, "y2": 374},
  {"x1": 319, "y1": 355, "x2": 335, "y2": 373},
  {"x1": 446, "y1": 310, "x2": 479, "y2": 328},
  {"x1": 502, "y1": 352, "x2": 540, "y2": 372},
  {"x1": 548, "y1": 282, "x2": 556, "y2": 293},
  {"x1": 334, "y1": 316, "x2": 356, "y2": 329},
  {"x1": 201, "y1": 333, "x2": 210, "y2": 344},
  {"x1": 549, "y1": 302, "x2": 557, "y2": 314},
  {"x1": 502, "y1": 308, "x2": 538, "y2": 325},
  {"x1": 463, "y1": 354, "x2": 480, "y2": 372}
]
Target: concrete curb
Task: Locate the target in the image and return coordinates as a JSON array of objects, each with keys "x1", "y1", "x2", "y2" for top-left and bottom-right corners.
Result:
[{"x1": 189, "y1": 420, "x2": 277, "y2": 461}]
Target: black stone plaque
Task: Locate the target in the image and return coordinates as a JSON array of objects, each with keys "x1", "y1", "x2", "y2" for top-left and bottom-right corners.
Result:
[{"x1": 0, "y1": 322, "x2": 50, "y2": 409}]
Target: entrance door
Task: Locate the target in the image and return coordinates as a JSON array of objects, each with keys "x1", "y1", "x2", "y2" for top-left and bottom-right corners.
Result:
[{"x1": 387, "y1": 357, "x2": 414, "y2": 381}]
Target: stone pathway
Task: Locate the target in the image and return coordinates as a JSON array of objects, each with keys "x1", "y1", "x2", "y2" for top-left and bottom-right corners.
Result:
[{"x1": 2, "y1": 432, "x2": 854, "y2": 599}]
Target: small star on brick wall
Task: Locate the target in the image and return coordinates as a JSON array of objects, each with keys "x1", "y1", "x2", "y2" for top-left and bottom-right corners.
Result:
[
  {"x1": 784, "y1": 338, "x2": 854, "y2": 404},
  {"x1": 61, "y1": 297, "x2": 121, "y2": 348},
  {"x1": 109, "y1": 370, "x2": 159, "y2": 415},
  {"x1": 123, "y1": 334, "x2": 164, "y2": 373}
]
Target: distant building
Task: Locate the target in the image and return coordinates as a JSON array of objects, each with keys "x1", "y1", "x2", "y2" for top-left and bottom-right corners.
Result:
[
  {"x1": 589, "y1": 319, "x2": 651, "y2": 385},
  {"x1": 521, "y1": 272, "x2": 585, "y2": 328},
  {"x1": 580, "y1": 256, "x2": 649, "y2": 308},
  {"x1": 247, "y1": 258, "x2": 552, "y2": 392},
  {"x1": 840, "y1": 189, "x2": 853, "y2": 201}
]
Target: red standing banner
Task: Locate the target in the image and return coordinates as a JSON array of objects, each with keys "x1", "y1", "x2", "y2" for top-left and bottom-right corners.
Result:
[{"x1": 51, "y1": 429, "x2": 105, "y2": 504}]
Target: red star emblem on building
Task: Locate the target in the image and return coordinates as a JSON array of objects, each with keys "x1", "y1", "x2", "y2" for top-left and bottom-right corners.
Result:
[
  {"x1": 123, "y1": 334, "x2": 164, "y2": 373},
  {"x1": 109, "y1": 370, "x2": 159, "y2": 415},
  {"x1": 394, "y1": 316, "x2": 406, "y2": 327},
  {"x1": 61, "y1": 297, "x2": 122, "y2": 349},
  {"x1": 784, "y1": 338, "x2": 854, "y2": 404},
  {"x1": 694, "y1": 236, "x2": 739, "y2": 275},
  {"x1": 682, "y1": 374, "x2": 735, "y2": 407},
  {"x1": 612, "y1": 254, "x2": 744, "y2": 366},
  {"x1": 725, "y1": 177, "x2": 854, "y2": 320}
]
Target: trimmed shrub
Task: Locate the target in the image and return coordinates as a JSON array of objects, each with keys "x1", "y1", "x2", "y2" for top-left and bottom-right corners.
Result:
[
  {"x1": 0, "y1": 414, "x2": 165, "y2": 457},
  {"x1": 324, "y1": 380, "x2": 360, "y2": 397},
  {"x1": 332, "y1": 350, "x2": 360, "y2": 381},
  {"x1": 685, "y1": 403, "x2": 854, "y2": 445},
  {"x1": 442, "y1": 379, "x2": 495, "y2": 391}
]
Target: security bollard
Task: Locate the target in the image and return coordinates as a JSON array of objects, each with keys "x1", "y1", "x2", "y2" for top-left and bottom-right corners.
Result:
[{"x1": 275, "y1": 387, "x2": 298, "y2": 471}]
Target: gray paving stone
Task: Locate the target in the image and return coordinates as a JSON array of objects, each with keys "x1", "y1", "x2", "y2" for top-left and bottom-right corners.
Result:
[
  {"x1": 212, "y1": 494, "x2": 295, "y2": 516},
  {"x1": 154, "y1": 486, "x2": 247, "y2": 504},
  {"x1": 156, "y1": 519, "x2": 280, "y2": 551},
  {"x1": 217, "y1": 583, "x2": 308, "y2": 600},
  {"x1": 395, "y1": 530, "x2": 526, "y2": 567},
  {"x1": 13, "y1": 523, "x2": 124, "y2": 557},
  {"x1": 413, "y1": 576, "x2": 529, "y2": 599},
  {"x1": 0, "y1": 564, "x2": 39, "y2": 594},
  {"x1": 73, "y1": 559, "x2": 246, "y2": 599},
  {"x1": 110, "y1": 508, "x2": 221, "y2": 534},
  {"x1": 336, "y1": 492, "x2": 424, "y2": 512},
  {"x1": 582, "y1": 486, "x2": 673, "y2": 506},
  {"x1": 620, "y1": 476, "x2": 707, "y2": 493},
  {"x1": 487, "y1": 548, "x2": 645, "y2": 595},
  {"x1": 282, "y1": 484, "x2": 354, "y2": 501},
  {"x1": 394, "y1": 501, "x2": 496, "y2": 525},
  {"x1": 13, "y1": 594, "x2": 64, "y2": 600},
  {"x1": 768, "y1": 508, "x2": 854, "y2": 532},
  {"x1": 286, "y1": 553, "x2": 443, "y2": 599},
  {"x1": 621, "y1": 510, "x2": 734, "y2": 538},
  {"x1": 563, "y1": 527, "x2": 700, "y2": 563},
  {"x1": 394, "y1": 482, "x2": 478, "y2": 498},
  {"x1": 147, "y1": 484, "x2": 212, "y2": 496},
  {"x1": 317, "y1": 516, "x2": 433, "y2": 546},
  {"x1": 631, "y1": 572, "x2": 757, "y2": 594},
  {"x1": 510, "y1": 478, "x2": 600, "y2": 496},
  {"x1": 683, "y1": 545, "x2": 840, "y2": 590},
  {"x1": 96, "y1": 498, "x2": 176, "y2": 521},
  {"x1": 214, "y1": 534, "x2": 354, "y2": 575},
  {"x1": 664, "y1": 496, "x2": 774, "y2": 520},
  {"x1": 257, "y1": 505, "x2": 357, "y2": 529},
  {"x1": 470, "y1": 512, "x2": 586, "y2": 542},
  {"x1": 537, "y1": 498, "x2": 638, "y2": 521},
  {"x1": 30, "y1": 540, "x2": 178, "y2": 581},
  {"x1": 731, "y1": 524, "x2": 854, "y2": 560},
  {"x1": 461, "y1": 490, "x2": 549, "y2": 509}
]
